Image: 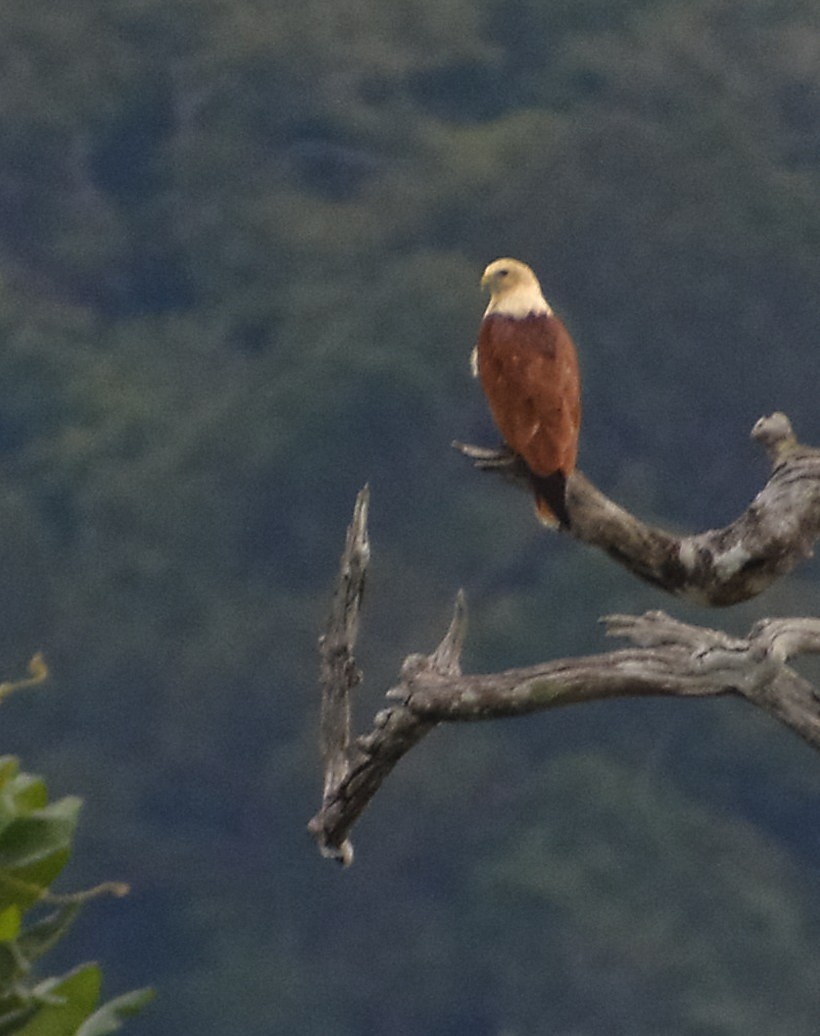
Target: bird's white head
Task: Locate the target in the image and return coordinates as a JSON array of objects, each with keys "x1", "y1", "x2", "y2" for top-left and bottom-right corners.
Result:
[{"x1": 481, "y1": 257, "x2": 552, "y2": 318}]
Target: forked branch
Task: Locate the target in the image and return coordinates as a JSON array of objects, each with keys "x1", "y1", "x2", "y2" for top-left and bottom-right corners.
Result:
[
  {"x1": 455, "y1": 413, "x2": 820, "y2": 605},
  {"x1": 309, "y1": 484, "x2": 820, "y2": 865}
]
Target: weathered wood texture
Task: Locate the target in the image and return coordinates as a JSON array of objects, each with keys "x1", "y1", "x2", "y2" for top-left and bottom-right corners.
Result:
[
  {"x1": 313, "y1": 487, "x2": 371, "y2": 865},
  {"x1": 455, "y1": 412, "x2": 820, "y2": 605},
  {"x1": 310, "y1": 456, "x2": 820, "y2": 864}
]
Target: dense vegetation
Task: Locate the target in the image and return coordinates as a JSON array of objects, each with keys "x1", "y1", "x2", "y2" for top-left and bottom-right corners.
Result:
[
  {"x1": 0, "y1": 0, "x2": 818, "y2": 1032},
  {"x1": 0, "y1": 665, "x2": 151, "y2": 1035}
]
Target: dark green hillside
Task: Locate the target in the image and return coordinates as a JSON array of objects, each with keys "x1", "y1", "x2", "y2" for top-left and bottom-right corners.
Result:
[{"x1": 0, "y1": 0, "x2": 817, "y2": 1032}]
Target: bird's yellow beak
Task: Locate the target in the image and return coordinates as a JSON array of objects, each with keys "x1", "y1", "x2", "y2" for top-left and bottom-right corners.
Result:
[{"x1": 480, "y1": 270, "x2": 492, "y2": 292}]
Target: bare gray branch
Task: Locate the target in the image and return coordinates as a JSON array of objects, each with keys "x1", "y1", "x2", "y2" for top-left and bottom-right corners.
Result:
[
  {"x1": 456, "y1": 413, "x2": 820, "y2": 605},
  {"x1": 310, "y1": 488, "x2": 820, "y2": 864},
  {"x1": 313, "y1": 486, "x2": 370, "y2": 864}
]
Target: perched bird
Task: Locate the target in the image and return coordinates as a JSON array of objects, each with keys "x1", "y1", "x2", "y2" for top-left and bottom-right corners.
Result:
[{"x1": 472, "y1": 258, "x2": 581, "y2": 527}]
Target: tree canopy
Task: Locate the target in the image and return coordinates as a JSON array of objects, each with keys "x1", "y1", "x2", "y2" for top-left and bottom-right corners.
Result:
[{"x1": 0, "y1": 0, "x2": 819, "y2": 1032}]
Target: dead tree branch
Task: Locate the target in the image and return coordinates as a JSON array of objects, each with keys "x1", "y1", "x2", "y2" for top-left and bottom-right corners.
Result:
[
  {"x1": 313, "y1": 486, "x2": 371, "y2": 865},
  {"x1": 455, "y1": 412, "x2": 820, "y2": 605},
  {"x1": 309, "y1": 486, "x2": 820, "y2": 864}
]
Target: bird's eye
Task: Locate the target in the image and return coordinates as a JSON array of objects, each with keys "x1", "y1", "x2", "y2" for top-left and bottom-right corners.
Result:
[{"x1": 498, "y1": 269, "x2": 509, "y2": 277}]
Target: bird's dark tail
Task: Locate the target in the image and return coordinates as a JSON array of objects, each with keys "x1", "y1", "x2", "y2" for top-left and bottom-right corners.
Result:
[{"x1": 530, "y1": 471, "x2": 571, "y2": 529}]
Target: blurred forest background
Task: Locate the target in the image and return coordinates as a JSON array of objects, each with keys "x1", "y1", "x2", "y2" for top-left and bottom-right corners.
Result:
[{"x1": 0, "y1": 0, "x2": 819, "y2": 1032}]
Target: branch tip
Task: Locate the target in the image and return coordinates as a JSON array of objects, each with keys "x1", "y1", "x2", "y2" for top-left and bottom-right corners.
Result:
[
  {"x1": 0, "y1": 652, "x2": 49, "y2": 702},
  {"x1": 351, "y1": 484, "x2": 370, "y2": 541},
  {"x1": 322, "y1": 838, "x2": 354, "y2": 868},
  {"x1": 429, "y1": 591, "x2": 467, "y2": 675}
]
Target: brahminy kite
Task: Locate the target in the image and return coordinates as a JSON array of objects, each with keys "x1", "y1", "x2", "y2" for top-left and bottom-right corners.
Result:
[{"x1": 472, "y1": 257, "x2": 581, "y2": 527}]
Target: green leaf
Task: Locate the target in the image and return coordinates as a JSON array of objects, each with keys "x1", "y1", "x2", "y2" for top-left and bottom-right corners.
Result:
[
  {"x1": 0, "y1": 907, "x2": 21, "y2": 943},
  {"x1": 0, "y1": 799, "x2": 82, "y2": 870},
  {"x1": 8, "y1": 778, "x2": 48, "y2": 817},
  {"x1": 0, "y1": 771, "x2": 50, "y2": 825},
  {"x1": 75, "y1": 989, "x2": 154, "y2": 1036},
  {"x1": 0, "y1": 944, "x2": 22, "y2": 992},
  {"x1": 0, "y1": 742, "x2": 144, "y2": 1036},
  {"x1": 0, "y1": 763, "x2": 22, "y2": 834},
  {"x1": 0, "y1": 850, "x2": 72, "y2": 914},
  {"x1": 16, "y1": 964, "x2": 101, "y2": 1036},
  {"x1": 17, "y1": 905, "x2": 81, "y2": 965},
  {"x1": 0, "y1": 1002, "x2": 39, "y2": 1035},
  {"x1": 0, "y1": 796, "x2": 81, "y2": 911},
  {"x1": 0, "y1": 763, "x2": 19, "y2": 794}
]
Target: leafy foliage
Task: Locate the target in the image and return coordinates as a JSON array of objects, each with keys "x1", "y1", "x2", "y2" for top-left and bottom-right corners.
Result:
[
  {"x1": 0, "y1": 0, "x2": 818, "y2": 1032},
  {"x1": 0, "y1": 748, "x2": 151, "y2": 1036}
]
